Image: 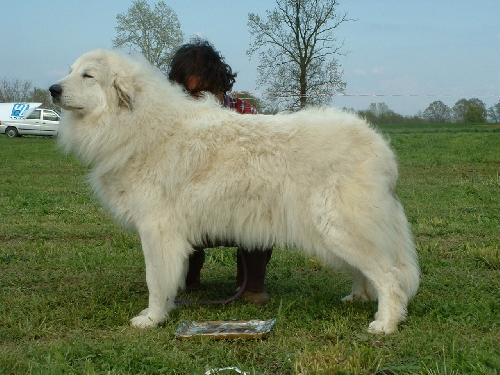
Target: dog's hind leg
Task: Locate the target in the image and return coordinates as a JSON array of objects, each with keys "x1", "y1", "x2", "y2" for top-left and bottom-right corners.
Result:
[
  {"x1": 322, "y1": 243, "x2": 407, "y2": 333},
  {"x1": 313, "y1": 209, "x2": 410, "y2": 334},
  {"x1": 326, "y1": 239, "x2": 408, "y2": 334},
  {"x1": 362, "y1": 265, "x2": 408, "y2": 334},
  {"x1": 341, "y1": 267, "x2": 377, "y2": 302},
  {"x1": 130, "y1": 222, "x2": 189, "y2": 328},
  {"x1": 311, "y1": 169, "x2": 419, "y2": 333}
]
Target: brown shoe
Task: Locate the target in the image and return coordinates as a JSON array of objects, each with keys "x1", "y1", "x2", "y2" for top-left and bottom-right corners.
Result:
[
  {"x1": 240, "y1": 290, "x2": 270, "y2": 306},
  {"x1": 178, "y1": 281, "x2": 201, "y2": 294}
]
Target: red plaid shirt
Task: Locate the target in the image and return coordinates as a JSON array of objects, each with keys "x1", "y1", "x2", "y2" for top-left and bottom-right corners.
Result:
[{"x1": 224, "y1": 94, "x2": 258, "y2": 114}]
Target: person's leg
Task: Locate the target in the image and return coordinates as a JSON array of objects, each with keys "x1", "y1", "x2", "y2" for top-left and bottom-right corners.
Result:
[
  {"x1": 237, "y1": 247, "x2": 273, "y2": 305},
  {"x1": 183, "y1": 246, "x2": 205, "y2": 292}
]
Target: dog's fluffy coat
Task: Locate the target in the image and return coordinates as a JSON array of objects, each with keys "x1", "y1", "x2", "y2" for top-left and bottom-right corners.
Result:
[{"x1": 51, "y1": 49, "x2": 419, "y2": 334}]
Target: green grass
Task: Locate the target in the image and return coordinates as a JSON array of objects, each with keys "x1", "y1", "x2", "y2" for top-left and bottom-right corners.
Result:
[{"x1": 0, "y1": 125, "x2": 499, "y2": 374}]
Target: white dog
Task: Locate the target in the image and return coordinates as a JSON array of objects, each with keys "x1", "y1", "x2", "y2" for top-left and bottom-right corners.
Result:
[{"x1": 49, "y1": 49, "x2": 419, "y2": 334}]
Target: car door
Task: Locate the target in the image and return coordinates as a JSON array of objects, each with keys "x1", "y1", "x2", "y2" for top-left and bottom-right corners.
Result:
[
  {"x1": 18, "y1": 108, "x2": 42, "y2": 134},
  {"x1": 39, "y1": 109, "x2": 60, "y2": 136}
]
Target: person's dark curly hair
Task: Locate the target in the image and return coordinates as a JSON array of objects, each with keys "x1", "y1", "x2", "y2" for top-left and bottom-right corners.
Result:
[{"x1": 168, "y1": 39, "x2": 237, "y2": 95}]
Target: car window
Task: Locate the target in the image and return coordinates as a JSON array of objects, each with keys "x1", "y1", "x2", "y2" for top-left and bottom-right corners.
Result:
[
  {"x1": 43, "y1": 111, "x2": 59, "y2": 121},
  {"x1": 26, "y1": 109, "x2": 41, "y2": 120}
]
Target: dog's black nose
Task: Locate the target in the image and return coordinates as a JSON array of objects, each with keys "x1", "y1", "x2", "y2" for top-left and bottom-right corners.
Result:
[{"x1": 49, "y1": 84, "x2": 62, "y2": 99}]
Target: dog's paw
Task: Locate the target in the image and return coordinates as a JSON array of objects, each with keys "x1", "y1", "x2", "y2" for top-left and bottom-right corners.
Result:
[
  {"x1": 341, "y1": 292, "x2": 369, "y2": 303},
  {"x1": 130, "y1": 313, "x2": 165, "y2": 328},
  {"x1": 341, "y1": 294, "x2": 354, "y2": 302},
  {"x1": 367, "y1": 320, "x2": 397, "y2": 335}
]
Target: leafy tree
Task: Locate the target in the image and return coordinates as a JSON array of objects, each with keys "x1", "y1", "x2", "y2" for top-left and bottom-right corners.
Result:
[
  {"x1": 422, "y1": 100, "x2": 451, "y2": 123},
  {"x1": 452, "y1": 98, "x2": 469, "y2": 122},
  {"x1": 247, "y1": 0, "x2": 350, "y2": 111},
  {"x1": 113, "y1": 0, "x2": 184, "y2": 74},
  {"x1": 487, "y1": 100, "x2": 500, "y2": 123},
  {"x1": 465, "y1": 105, "x2": 486, "y2": 123},
  {"x1": 452, "y1": 98, "x2": 486, "y2": 123},
  {"x1": 357, "y1": 108, "x2": 377, "y2": 124}
]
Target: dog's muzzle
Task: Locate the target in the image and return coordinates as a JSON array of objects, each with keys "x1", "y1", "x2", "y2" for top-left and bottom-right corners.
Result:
[{"x1": 49, "y1": 84, "x2": 62, "y2": 102}]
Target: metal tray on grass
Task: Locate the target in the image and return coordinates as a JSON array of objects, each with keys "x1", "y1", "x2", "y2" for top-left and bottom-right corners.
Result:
[{"x1": 175, "y1": 318, "x2": 276, "y2": 339}]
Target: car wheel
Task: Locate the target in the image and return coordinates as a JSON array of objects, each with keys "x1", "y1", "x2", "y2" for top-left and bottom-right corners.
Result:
[{"x1": 5, "y1": 127, "x2": 19, "y2": 138}]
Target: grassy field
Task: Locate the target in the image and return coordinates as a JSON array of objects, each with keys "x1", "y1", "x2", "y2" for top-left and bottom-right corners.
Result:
[{"x1": 0, "y1": 123, "x2": 499, "y2": 374}]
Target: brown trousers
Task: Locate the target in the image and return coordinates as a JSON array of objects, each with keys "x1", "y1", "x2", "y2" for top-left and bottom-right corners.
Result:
[{"x1": 185, "y1": 246, "x2": 273, "y2": 292}]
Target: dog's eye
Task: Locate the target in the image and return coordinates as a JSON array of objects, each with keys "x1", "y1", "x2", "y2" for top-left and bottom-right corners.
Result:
[{"x1": 82, "y1": 73, "x2": 94, "y2": 79}]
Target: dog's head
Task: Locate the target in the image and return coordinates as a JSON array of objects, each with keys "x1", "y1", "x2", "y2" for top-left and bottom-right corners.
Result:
[{"x1": 49, "y1": 49, "x2": 135, "y2": 116}]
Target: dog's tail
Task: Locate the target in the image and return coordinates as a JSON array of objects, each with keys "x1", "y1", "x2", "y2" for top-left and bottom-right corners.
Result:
[{"x1": 392, "y1": 197, "x2": 420, "y2": 300}]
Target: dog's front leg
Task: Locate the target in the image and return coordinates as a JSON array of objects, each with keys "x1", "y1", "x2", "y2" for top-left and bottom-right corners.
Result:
[{"x1": 130, "y1": 221, "x2": 188, "y2": 328}]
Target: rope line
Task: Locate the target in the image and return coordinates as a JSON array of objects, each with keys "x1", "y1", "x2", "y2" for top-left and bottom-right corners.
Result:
[{"x1": 233, "y1": 91, "x2": 500, "y2": 99}]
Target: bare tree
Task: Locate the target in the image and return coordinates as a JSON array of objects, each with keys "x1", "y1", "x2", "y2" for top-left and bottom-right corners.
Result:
[
  {"x1": 30, "y1": 87, "x2": 58, "y2": 109},
  {"x1": 358, "y1": 102, "x2": 408, "y2": 125},
  {"x1": 0, "y1": 78, "x2": 33, "y2": 102},
  {"x1": 113, "y1": 0, "x2": 184, "y2": 74},
  {"x1": 247, "y1": 0, "x2": 351, "y2": 111},
  {"x1": 0, "y1": 78, "x2": 58, "y2": 110}
]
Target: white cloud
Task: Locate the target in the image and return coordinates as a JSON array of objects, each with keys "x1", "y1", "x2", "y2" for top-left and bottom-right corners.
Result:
[{"x1": 370, "y1": 67, "x2": 385, "y2": 74}]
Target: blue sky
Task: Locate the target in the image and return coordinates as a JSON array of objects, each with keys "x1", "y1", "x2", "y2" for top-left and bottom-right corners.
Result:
[{"x1": 2, "y1": 0, "x2": 499, "y2": 115}]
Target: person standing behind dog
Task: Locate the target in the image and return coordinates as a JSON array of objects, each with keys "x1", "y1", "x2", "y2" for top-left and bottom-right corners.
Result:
[{"x1": 168, "y1": 39, "x2": 272, "y2": 305}]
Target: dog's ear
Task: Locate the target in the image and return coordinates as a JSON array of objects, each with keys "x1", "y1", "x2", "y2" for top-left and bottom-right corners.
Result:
[{"x1": 113, "y1": 76, "x2": 134, "y2": 110}]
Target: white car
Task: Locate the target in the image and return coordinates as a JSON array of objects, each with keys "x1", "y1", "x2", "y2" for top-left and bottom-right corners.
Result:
[{"x1": 0, "y1": 108, "x2": 60, "y2": 137}]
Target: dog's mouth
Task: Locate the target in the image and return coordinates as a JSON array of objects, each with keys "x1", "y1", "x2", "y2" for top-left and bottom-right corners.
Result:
[
  {"x1": 62, "y1": 104, "x2": 84, "y2": 110},
  {"x1": 55, "y1": 99, "x2": 85, "y2": 111},
  {"x1": 49, "y1": 84, "x2": 85, "y2": 111},
  {"x1": 54, "y1": 102, "x2": 84, "y2": 111}
]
